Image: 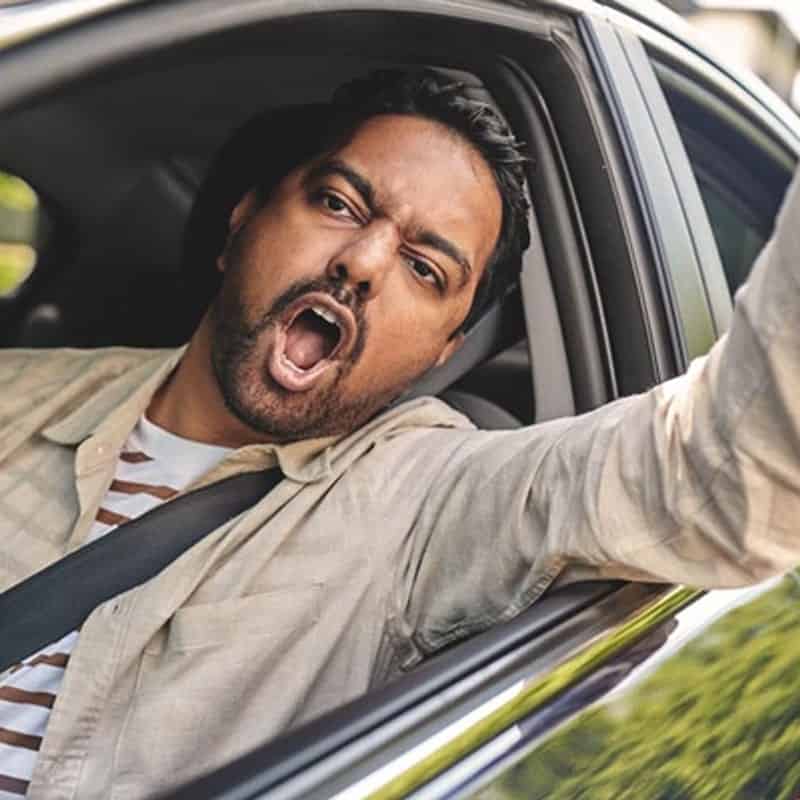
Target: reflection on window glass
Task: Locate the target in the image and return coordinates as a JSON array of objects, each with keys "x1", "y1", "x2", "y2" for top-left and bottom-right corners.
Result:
[
  {"x1": 0, "y1": 171, "x2": 40, "y2": 298},
  {"x1": 472, "y1": 576, "x2": 800, "y2": 800},
  {"x1": 696, "y1": 176, "x2": 767, "y2": 295},
  {"x1": 652, "y1": 59, "x2": 793, "y2": 297}
]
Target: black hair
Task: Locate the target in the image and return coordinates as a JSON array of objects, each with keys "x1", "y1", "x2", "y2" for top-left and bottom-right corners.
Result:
[
  {"x1": 181, "y1": 69, "x2": 530, "y2": 335},
  {"x1": 322, "y1": 70, "x2": 530, "y2": 331}
]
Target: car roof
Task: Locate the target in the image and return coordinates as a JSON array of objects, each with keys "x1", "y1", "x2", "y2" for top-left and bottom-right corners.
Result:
[
  {"x1": 593, "y1": 0, "x2": 800, "y2": 147},
  {"x1": 0, "y1": 0, "x2": 662, "y2": 50}
]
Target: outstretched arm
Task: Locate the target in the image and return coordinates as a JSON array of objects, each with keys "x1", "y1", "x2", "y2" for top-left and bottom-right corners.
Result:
[
  {"x1": 585, "y1": 167, "x2": 800, "y2": 587},
  {"x1": 394, "y1": 170, "x2": 800, "y2": 660}
]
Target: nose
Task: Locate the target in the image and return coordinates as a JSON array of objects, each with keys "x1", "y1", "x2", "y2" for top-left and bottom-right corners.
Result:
[{"x1": 326, "y1": 219, "x2": 398, "y2": 301}]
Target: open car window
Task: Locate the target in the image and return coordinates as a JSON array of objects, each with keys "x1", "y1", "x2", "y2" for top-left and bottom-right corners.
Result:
[
  {"x1": 0, "y1": 3, "x2": 627, "y2": 794},
  {"x1": 0, "y1": 12, "x2": 601, "y2": 421}
]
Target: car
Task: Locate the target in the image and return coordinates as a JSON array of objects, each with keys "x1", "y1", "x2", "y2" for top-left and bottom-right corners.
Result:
[{"x1": 1, "y1": 0, "x2": 799, "y2": 798}]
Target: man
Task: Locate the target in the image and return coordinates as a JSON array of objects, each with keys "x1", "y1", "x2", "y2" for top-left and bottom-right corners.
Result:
[{"x1": 0, "y1": 69, "x2": 798, "y2": 799}]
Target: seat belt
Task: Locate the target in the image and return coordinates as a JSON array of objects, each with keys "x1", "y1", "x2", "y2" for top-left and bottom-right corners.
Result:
[{"x1": 0, "y1": 467, "x2": 282, "y2": 673}]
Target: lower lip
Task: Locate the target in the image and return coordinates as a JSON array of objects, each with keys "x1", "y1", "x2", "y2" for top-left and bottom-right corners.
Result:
[{"x1": 265, "y1": 327, "x2": 336, "y2": 392}]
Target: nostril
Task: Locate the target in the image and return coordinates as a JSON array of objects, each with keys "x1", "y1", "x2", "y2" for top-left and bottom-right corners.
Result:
[
  {"x1": 356, "y1": 280, "x2": 370, "y2": 296},
  {"x1": 334, "y1": 263, "x2": 347, "y2": 281}
]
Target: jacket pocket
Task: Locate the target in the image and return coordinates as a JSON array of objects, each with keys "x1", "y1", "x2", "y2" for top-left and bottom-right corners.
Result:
[
  {"x1": 121, "y1": 583, "x2": 325, "y2": 796},
  {"x1": 152, "y1": 583, "x2": 324, "y2": 653}
]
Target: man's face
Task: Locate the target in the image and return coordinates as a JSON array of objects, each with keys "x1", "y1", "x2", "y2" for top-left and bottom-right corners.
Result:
[{"x1": 210, "y1": 113, "x2": 502, "y2": 441}]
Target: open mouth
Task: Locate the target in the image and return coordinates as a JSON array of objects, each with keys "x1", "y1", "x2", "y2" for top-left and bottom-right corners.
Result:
[
  {"x1": 267, "y1": 292, "x2": 357, "y2": 392},
  {"x1": 285, "y1": 305, "x2": 342, "y2": 369}
]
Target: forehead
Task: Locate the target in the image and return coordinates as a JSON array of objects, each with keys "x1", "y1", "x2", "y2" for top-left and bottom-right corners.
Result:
[{"x1": 325, "y1": 114, "x2": 502, "y2": 277}]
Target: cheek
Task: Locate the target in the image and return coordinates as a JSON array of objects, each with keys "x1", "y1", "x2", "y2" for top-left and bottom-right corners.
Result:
[
  {"x1": 232, "y1": 224, "x2": 320, "y2": 301},
  {"x1": 358, "y1": 297, "x2": 460, "y2": 377},
  {"x1": 373, "y1": 274, "x2": 471, "y2": 348}
]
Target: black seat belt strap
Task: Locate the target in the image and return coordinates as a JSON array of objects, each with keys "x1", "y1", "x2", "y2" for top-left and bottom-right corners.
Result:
[{"x1": 0, "y1": 467, "x2": 282, "y2": 673}]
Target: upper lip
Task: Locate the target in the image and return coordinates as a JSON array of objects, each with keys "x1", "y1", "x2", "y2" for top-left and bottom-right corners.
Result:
[{"x1": 281, "y1": 290, "x2": 358, "y2": 363}]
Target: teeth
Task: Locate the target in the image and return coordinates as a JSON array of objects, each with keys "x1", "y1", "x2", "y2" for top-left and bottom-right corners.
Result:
[{"x1": 310, "y1": 305, "x2": 339, "y2": 326}]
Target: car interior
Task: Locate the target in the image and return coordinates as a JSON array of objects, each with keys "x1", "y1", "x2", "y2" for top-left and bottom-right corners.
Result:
[
  {"x1": 0, "y1": 8, "x2": 642, "y2": 418},
  {"x1": 2, "y1": 56, "x2": 546, "y2": 426},
  {"x1": 0, "y1": 6, "x2": 676, "y2": 794}
]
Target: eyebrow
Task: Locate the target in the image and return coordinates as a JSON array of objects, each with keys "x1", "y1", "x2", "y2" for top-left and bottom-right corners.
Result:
[
  {"x1": 304, "y1": 157, "x2": 473, "y2": 287},
  {"x1": 304, "y1": 158, "x2": 377, "y2": 214},
  {"x1": 415, "y1": 229, "x2": 472, "y2": 287}
]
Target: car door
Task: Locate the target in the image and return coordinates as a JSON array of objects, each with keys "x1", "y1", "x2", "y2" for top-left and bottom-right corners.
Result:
[
  {"x1": 462, "y1": 11, "x2": 800, "y2": 800},
  {"x1": 0, "y1": 2, "x2": 658, "y2": 798},
  {"x1": 230, "y1": 10, "x2": 800, "y2": 800},
  {"x1": 159, "y1": 4, "x2": 782, "y2": 799}
]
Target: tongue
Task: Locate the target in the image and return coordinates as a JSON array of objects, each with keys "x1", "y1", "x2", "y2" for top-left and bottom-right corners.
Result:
[{"x1": 284, "y1": 312, "x2": 334, "y2": 370}]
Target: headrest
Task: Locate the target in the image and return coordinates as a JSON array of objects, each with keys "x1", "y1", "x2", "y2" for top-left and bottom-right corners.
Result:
[{"x1": 181, "y1": 103, "x2": 334, "y2": 330}]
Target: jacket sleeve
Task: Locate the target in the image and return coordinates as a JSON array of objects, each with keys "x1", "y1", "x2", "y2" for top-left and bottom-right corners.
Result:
[{"x1": 394, "y1": 169, "x2": 800, "y2": 661}]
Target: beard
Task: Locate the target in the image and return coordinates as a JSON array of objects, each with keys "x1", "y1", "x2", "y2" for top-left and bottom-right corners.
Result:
[{"x1": 209, "y1": 273, "x2": 403, "y2": 443}]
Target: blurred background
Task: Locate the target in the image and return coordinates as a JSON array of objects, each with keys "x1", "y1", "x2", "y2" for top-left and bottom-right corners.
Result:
[{"x1": 659, "y1": 1, "x2": 800, "y2": 110}]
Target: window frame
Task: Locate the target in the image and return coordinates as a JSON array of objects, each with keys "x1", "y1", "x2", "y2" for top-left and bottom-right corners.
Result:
[
  {"x1": 603, "y1": 5, "x2": 800, "y2": 330},
  {"x1": 580, "y1": 15, "x2": 730, "y2": 372}
]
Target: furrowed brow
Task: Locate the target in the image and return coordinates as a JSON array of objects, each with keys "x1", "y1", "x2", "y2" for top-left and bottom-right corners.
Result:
[
  {"x1": 416, "y1": 229, "x2": 473, "y2": 288},
  {"x1": 304, "y1": 158, "x2": 377, "y2": 214},
  {"x1": 304, "y1": 158, "x2": 473, "y2": 286}
]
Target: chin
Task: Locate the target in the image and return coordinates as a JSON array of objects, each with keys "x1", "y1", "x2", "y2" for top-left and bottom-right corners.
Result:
[{"x1": 222, "y1": 373, "x2": 389, "y2": 443}]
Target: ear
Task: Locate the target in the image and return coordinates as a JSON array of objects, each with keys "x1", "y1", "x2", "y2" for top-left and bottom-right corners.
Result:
[
  {"x1": 435, "y1": 331, "x2": 464, "y2": 367},
  {"x1": 217, "y1": 190, "x2": 259, "y2": 274},
  {"x1": 229, "y1": 189, "x2": 259, "y2": 233}
]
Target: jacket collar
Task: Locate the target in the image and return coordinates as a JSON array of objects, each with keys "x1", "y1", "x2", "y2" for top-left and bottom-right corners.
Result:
[
  {"x1": 42, "y1": 348, "x2": 185, "y2": 446},
  {"x1": 37, "y1": 348, "x2": 468, "y2": 485}
]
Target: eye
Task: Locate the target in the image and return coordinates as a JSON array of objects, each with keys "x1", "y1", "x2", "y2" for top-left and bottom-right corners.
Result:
[
  {"x1": 404, "y1": 254, "x2": 443, "y2": 290},
  {"x1": 320, "y1": 191, "x2": 354, "y2": 218}
]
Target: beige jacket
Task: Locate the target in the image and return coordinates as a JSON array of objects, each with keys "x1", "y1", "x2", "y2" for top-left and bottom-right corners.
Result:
[{"x1": 3, "y1": 171, "x2": 800, "y2": 799}]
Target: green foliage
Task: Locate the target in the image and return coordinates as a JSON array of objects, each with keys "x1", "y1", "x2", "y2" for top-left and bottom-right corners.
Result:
[
  {"x1": 0, "y1": 172, "x2": 40, "y2": 294},
  {"x1": 0, "y1": 243, "x2": 35, "y2": 296},
  {"x1": 0, "y1": 172, "x2": 37, "y2": 212},
  {"x1": 478, "y1": 579, "x2": 800, "y2": 800}
]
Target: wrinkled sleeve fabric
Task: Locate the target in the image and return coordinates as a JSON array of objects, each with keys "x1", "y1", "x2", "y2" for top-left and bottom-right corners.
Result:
[{"x1": 393, "y1": 170, "x2": 800, "y2": 662}]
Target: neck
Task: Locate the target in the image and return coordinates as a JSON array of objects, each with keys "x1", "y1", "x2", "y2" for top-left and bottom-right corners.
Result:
[{"x1": 147, "y1": 314, "x2": 276, "y2": 449}]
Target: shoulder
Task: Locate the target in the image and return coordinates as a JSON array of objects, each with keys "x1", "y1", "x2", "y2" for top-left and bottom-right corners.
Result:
[
  {"x1": 320, "y1": 395, "x2": 476, "y2": 483},
  {"x1": 0, "y1": 347, "x2": 179, "y2": 430},
  {"x1": 379, "y1": 395, "x2": 477, "y2": 435},
  {"x1": 0, "y1": 346, "x2": 175, "y2": 385}
]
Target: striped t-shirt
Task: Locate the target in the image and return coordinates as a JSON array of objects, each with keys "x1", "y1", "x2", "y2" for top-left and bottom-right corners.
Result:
[{"x1": 0, "y1": 416, "x2": 231, "y2": 797}]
